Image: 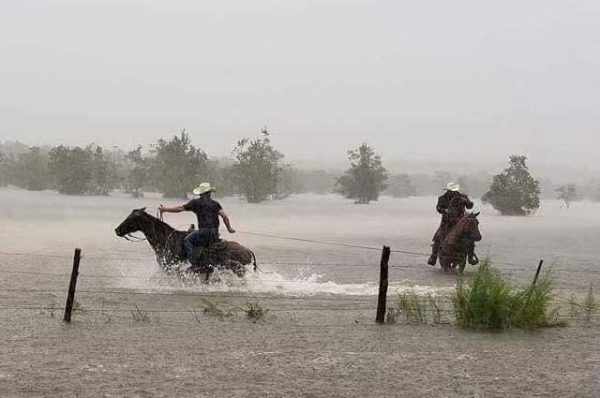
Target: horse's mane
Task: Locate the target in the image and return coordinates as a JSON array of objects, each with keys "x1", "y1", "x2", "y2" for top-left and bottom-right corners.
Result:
[
  {"x1": 140, "y1": 210, "x2": 179, "y2": 232},
  {"x1": 136, "y1": 210, "x2": 187, "y2": 246}
]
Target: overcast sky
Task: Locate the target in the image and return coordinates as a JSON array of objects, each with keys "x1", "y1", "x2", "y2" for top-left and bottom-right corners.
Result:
[{"x1": 1, "y1": 0, "x2": 598, "y2": 169}]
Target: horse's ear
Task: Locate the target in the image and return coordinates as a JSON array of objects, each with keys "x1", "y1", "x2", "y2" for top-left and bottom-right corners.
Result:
[{"x1": 141, "y1": 207, "x2": 147, "y2": 212}]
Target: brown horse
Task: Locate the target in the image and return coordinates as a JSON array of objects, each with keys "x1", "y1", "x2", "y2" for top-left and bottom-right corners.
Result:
[
  {"x1": 115, "y1": 208, "x2": 257, "y2": 281},
  {"x1": 439, "y1": 212, "x2": 482, "y2": 272}
]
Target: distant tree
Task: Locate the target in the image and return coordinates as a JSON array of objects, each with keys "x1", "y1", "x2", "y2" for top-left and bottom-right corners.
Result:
[
  {"x1": 48, "y1": 145, "x2": 93, "y2": 195},
  {"x1": 386, "y1": 174, "x2": 417, "y2": 198},
  {"x1": 232, "y1": 128, "x2": 284, "y2": 203},
  {"x1": 88, "y1": 145, "x2": 118, "y2": 195},
  {"x1": 12, "y1": 147, "x2": 49, "y2": 191},
  {"x1": 150, "y1": 130, "x2": 208, "y2": 199},
  {"x1": 0, "y1": 151, "x2": 11, "y2": 186},
  {"x1": 482, "y1": 155, "x2": 540, "y2": 215},
  {"x1": 126, "y1": 145, "x2": 151, "y2": 198},
  {"x1": 335, "y1": 142, "x2": 388, "y2": 204},
  {"x1": 556, "y1": 184, "x2": 579, "y2": 208}
]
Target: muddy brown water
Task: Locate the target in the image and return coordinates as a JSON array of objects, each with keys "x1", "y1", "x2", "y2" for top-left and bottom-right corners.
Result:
[{"x1": 1, "y1": 189, "x2": 598, "y2": 397}]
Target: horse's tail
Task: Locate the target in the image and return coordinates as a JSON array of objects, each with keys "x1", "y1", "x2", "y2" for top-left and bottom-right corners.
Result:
[{"x1": 251, "y1": 250, "x2": 259, "y2": 273}]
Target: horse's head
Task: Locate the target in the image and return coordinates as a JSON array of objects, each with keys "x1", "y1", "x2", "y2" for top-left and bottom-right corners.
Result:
[
  {"x1": 464, "y1": 212, "x2": 482, "y2": 242},
  {"x1": 115, "y1": 207, "x2": 148, "y2": 237}
]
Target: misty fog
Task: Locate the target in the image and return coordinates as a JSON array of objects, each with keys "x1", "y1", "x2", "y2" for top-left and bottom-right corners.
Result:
[{"x1": 1, "y1": 0, "x2": 599, "y2": 173}]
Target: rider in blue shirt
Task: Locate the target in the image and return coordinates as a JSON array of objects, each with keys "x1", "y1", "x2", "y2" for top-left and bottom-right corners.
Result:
[{"x1": 158, "y1": 183, "x2": 236, "y2": 264}]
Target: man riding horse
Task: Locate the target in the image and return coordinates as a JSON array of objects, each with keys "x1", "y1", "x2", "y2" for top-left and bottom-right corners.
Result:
[
  {"x1": 158, "y1": 182, "x2": 236, "y2": 265},
  {"x1": 428, "y1": 182, "x2": 478, "y2": 266}
]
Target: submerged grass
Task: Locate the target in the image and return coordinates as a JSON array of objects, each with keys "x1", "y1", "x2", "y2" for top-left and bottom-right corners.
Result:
[
  {"x1": 131, "y1": 304, "x2": 150, "y2": 322},
  {"x1": 569, "y1": 284, "x2": 598, "y2": 324},
  {"x1": 237, "y1": 301, "x2": 270, "y2": 323},
  {"x1": 199, "y1": 298, "x2": 234, "y2": 320},
  {"x1": 387, "y1": 291, "x2": 447, "y2": 325},
  {"x1": 453, "y1": 260, "x2": 560, "y2": 330}
]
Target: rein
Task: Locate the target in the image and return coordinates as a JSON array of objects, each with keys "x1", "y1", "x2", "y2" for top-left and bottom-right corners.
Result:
[{"x1": 124, "y1": 233, "x2": 146, "y2": 242}]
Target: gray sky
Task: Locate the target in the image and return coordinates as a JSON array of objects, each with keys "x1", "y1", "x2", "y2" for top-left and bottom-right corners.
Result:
[{"x1": 1, "y1": 0, "x2": 598, "y2": 169}]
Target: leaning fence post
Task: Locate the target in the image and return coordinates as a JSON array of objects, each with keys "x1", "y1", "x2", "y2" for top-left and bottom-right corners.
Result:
[
  {"x1": 532, "y1": 259, "x2": 544, "y2": 286},
  {"x1": 376, "y1": 246, "x2": 391, "y2": 324},
  {"x1": 64, "y1": 248, "x2": 82, "y2": 323}
]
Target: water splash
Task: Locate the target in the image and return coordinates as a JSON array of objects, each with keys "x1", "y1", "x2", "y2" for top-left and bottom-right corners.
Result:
[{"x1": 114, "y1": 260, "x2": 453, "y2": 297}]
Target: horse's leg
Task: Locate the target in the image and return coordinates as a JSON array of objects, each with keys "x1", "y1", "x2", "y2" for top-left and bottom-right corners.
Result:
[
  {"x1": 203, "y1": 267, "x2": 214, "y2": 284},
  {"x1": 458, "y1": 253, "x2": 467, "y2": 273},
  {"x1": 439, "y1": 256, "x2": 450, "y2": 272},
  {"x1": 468, "y1": 241, "x2": 479, "y2": 265}
]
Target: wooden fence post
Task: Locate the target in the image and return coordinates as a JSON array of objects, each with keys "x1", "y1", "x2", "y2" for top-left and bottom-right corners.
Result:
[
  {"x1": 64, "y1": 248, "x2": 82, "y2": 323},
  {"x1": 376, "y1": 246, "x2": 391, "y2": 324},
  {"x1": 532, "y1": 259, "x2": 544, "y2": 286}
]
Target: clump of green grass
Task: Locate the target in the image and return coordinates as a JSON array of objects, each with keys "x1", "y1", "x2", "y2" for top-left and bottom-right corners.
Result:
[
  {"x1": 199, "y1": 298, "x2": 234, "y2": 320},
  {"x1": 453, "y1": 260, "x2": 559, "y2": 330},
  {"x1": 239, "y1": 301, "x2": 269, "y2": 323},
  {"x1": 387, "y1": 291, "x2": 447, "y2": 324}
]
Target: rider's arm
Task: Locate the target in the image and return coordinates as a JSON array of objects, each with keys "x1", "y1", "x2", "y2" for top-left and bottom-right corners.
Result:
[
  {"x1": 159, "y1": 205, "x2": 185, "y2": 214},
  {"x1": 436, "y1": 195, "x2": 448, "y2": 214},
  {"x1": 218, "y1": 209, "x2": 236, "y2": 233},
  {"x1": 462, "y1": 194, "x2": 474, "y2": 209}
]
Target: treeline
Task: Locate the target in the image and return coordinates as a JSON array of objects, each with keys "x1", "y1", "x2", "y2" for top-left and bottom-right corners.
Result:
[
  {"x1": 0, "y1": 130, "x2": 336, "y2": 201},
  {"x1": 1, "y1": 134, "x2": 599, "y2": 207}
]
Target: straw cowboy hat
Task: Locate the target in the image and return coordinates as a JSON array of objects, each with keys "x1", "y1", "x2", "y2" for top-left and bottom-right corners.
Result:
[
  {"x1": 192, "y1": 182, "x2": 216, "y2": 195},
  {"x1": 446, "y1": 182, "x2": 461, "y2": 192}
]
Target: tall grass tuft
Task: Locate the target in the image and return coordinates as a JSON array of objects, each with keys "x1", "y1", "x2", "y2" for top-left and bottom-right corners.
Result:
[
  {"x1": 511, "y1": 271, "x2": 558, "y2": 328},
  {"x1": 453, "y1": 260, "x2": 558, "y2": 330}
]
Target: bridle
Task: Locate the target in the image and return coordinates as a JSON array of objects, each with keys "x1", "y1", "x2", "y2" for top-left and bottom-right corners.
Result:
[{"x1": 123, "y1": 233, "x2": 146, "y2": 242}]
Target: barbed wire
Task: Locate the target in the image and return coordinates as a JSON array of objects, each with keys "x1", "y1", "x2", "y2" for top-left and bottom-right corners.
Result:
[
  {"x1": 1, "y1": 286, "x2": 594, "y2": 308},
  {"x1": 1, "y1": 252, "x2": 599, "y2": 275}
]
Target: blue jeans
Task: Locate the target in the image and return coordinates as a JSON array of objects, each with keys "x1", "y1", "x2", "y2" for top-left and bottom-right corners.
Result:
[{"x1": 184, "y1": 228, "x2": 218, "y2": 262}]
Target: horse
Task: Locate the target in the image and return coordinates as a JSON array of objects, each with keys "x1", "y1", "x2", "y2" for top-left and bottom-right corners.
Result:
[
  {"x1": 438, "y1": 212, "x2": 482, "y2": 273},
  {"x1": 114, "y1": 207, "x2": 257, "y2": 282}
]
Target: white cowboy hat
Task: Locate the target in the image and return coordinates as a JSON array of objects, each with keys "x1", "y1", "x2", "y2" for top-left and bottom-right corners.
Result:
[
  {"x1": 192, "y1": 182, "x2": 216, "y2": 195},
  {"x1": 446, "y1": 182, "x2": 460, "y2": 192}
]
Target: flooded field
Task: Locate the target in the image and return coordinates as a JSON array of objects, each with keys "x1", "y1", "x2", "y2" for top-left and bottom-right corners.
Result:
[{"x1": 1, "y1": 188, "x2": 599, "y2": 397}]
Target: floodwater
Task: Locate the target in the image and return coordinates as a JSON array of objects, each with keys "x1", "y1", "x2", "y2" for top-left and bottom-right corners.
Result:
[{"x1": 1, "y1": 188, "x2": 599, "y2": 397}]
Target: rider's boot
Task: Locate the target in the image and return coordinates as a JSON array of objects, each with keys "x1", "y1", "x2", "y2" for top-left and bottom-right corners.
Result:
[{"x1": 427, "y1": 243, "x2": 439, "y2": 266}]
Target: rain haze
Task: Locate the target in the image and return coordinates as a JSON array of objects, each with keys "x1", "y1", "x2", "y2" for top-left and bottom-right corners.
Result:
[
  {"x1": 1, "y1": 0, "x2": 599, "y2": 170},
  {"x1": 1, "y1": 2, "x2": 599, "y2": 397}
]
